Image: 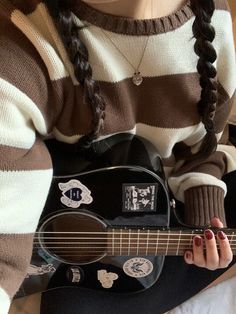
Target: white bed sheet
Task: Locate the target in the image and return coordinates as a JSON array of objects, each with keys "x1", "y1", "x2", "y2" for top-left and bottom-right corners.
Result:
[{"x1": 168, "y1": 276, "x2": 236, "y2": 314}]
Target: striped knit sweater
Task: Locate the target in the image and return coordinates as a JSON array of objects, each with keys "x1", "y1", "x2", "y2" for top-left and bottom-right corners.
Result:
[{"x1": 0, "y1": 0, "x2": 236, "y2": 311}]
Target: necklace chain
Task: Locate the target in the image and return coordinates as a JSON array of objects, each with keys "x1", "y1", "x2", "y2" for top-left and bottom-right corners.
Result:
[
  {"x1": 99, "y1": 0, "x2": 154, "y2": 86},
  {"x1": 100, "y1": 28, "x2": 150, "y2": 73}
]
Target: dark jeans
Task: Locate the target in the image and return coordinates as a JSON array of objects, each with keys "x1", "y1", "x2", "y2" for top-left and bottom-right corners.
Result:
[{"x1": 40, "y1": 170, "x2": 236, "y2": 314}]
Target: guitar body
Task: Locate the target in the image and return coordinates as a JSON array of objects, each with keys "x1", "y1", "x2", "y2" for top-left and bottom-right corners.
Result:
[{"x1": 16, "y1": 134, "x2": 172, "y2": 297}]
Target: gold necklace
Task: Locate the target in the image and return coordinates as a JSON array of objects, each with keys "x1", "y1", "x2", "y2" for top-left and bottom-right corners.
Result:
[{"x1": 99, "y1": 1, "x2": 154, "y2": 86}]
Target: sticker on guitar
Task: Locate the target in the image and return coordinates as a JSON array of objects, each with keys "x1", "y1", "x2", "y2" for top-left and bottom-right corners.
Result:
[
  {"x1": 58, "y1": 179, "x2": 93, "y2": 208},
  {"x1": 26, "y1": 264, "x2": 56, "y2": 278},
  {"x1": 123, "y1": 183, "x2": 158, "y2": 212},
  {"x1": 97, "y1": 270, "x2": 119, "y2": 288},
  {"x1": 123, "y1": 258, "x2": 153, "y2": 278}
]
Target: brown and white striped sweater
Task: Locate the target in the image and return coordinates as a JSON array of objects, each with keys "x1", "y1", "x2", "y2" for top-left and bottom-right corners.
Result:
[{"x1": 0, "y1": 0, "x2": 236, "y2": 311}]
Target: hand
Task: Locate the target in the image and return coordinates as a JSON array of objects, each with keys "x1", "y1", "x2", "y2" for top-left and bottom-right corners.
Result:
[{"x1": 184, "y1": 217, "x2": 233, "y2": 270}]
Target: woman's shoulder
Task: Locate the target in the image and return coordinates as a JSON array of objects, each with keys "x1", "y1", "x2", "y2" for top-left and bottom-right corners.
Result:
[
  {"x1": 0, "y1": 0, "x2": 50, "y2": 86},
  {"x1": 0, "y1": 0, "x2": 42, "y2": 17},
  {"x1": 0, "y1": 0, "x2": 49, "y2": 64},
  {"x1": 214, "y1": 0, "x2": 232, "y2": 13},
  {"x1": 0, "y1": 0, "x2": 70, "y2": 82},
  {"x1": 0, "y1": 0, "x2": 65, "y2": 125}
]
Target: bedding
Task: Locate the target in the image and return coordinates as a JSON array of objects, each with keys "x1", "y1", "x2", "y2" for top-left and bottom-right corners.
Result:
[{"x1": 168, "y1": 276, "x2": 236, "y2": 314}]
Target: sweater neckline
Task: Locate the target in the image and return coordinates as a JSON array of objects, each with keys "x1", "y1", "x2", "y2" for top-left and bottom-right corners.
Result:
[{"x1": 72, "y1": 0, "x2": 193, "y2": 36}]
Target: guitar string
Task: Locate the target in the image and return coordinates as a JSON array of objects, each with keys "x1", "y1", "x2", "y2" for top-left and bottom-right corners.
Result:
[
  {"x1": 31, "y1": 251, "x2": 236, "y2": 256},
  {"x1": 32, "y1": 239, "x2": 236, "y2": 243},
  {"x1": 31, "y1": 237, "x2": 236, "y2": 244},
  {"x1": 31, "y1": 243, "x2": 236, "y2": 248},
  {"x1": 31, "y1": 247, "x2": 236, "y2": 252},
  {"x1": 32, "y1": 247, "x2": 229, "y2": 251},
  {"x1": 31, "y1": 249, "x2": 236, "y2": 254},
  {"x1": 31, "y1": 244, "x2": 236, "y2": 250},
  {"x1": 32, "y1": 240, "x2": 236, "y2": 245},
  {"x1": 32, "y1": 229, "x2": 236, "y2": 237},
  {"x1": 30, "y1": 250, "x2": 235, "y2": 254},
  {"x1": 29, "y1": 254, "x2": 218, "y2": 257},
  {"x1": 32, "y1": 235, "x2": 236, "y2": 240},
  {"x1": 32, "y1": 245, "x2": 236, "y2": 254},
  {"x1": 30, "y1": 253, "x2": 211, "y2": 255},
  {"x1": 32, "y1": 235, "x2": 236, "y2": 239},
  {"x1": 34, "y1": 230, "x2": 236, "y2": 233},
  {"x1": 32, "y1": 239, "x2": 236, "y2": 244},
  {"x1": 30, "y1": 247, "x2": 235, "y2": 256},
  {"x1": 31, "y1": 247, "x2": 236, "y2": 253}
]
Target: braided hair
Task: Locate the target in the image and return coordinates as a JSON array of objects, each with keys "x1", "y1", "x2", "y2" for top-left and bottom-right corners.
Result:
[
  {"x1": 45, "y1": 0, "x2": 106, "y2": 149},
  {"x1": 45, "y1": 0, "x2": 218, "y2": 161},
  {"x1": 189, "y1": 0, "x2": 218, "y2": 162}
]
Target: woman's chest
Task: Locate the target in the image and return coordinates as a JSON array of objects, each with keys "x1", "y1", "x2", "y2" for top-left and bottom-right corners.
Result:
[{"x1": 55, "y1": 24, "x2": 203, "y2": 139}]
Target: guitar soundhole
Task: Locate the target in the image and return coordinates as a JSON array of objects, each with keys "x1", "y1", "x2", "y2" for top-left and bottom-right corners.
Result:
[{"x1": 39, "y1": 211, "x2": 107, "y2": 265}]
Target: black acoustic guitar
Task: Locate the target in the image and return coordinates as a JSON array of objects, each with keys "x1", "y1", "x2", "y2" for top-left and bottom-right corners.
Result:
[{"x1": 16, "y1": 134, "x2": 236, "y2": 298}]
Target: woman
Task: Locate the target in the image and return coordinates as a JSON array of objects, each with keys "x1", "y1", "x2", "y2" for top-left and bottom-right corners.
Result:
[{"x1": 0, "y1": 0, "x2": 236, "y2": 313}]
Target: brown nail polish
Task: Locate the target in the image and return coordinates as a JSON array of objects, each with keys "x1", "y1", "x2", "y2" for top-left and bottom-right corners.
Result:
[
  {"x1": 205, "y1": 229, "x2": 213, "y2": 240},
  {"x1": 218, "y1": 231, "x2": 226, "y2": 240},
  {"x1": 194, "y1": 236, "x2": 202, "y2": 247}
]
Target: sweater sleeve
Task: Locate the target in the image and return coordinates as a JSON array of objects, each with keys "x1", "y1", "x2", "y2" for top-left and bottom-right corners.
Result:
[
  {"x1": 0, "y1": 8, "x2": 54, "y2": 313},
  {"x1": 168, "y1": 7, "x2": 236, "y2": 227}
]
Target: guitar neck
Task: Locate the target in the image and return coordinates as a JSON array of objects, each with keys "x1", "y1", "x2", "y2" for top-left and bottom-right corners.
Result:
[{"x1": 107, "y1": 227, "x2": 236, "y2": 256}]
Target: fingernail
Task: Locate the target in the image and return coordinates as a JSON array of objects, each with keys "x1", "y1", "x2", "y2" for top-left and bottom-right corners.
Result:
[
  {"x1": 205, "y1": 229, "x2": 213, "y2": 240},
  {"x1": 185, "y1": 252, "x2": 191, "y2": 259},
  {"x1": 194, "y1": 236, "x2": 202, "y2": 246},
  {"x1": 218, "y1": 231, "x2": 226, "y2": 240}
]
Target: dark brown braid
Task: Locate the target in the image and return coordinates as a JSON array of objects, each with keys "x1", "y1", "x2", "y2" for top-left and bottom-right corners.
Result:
[
  {"x1": 45, "y1": 0, "x2": 106, "y2": 149},
  {"x1": 45, "y1": 0, "x2": 218, "y2": 160},
  {"x1": 188, "y1": 0, "x2": 218, "y2": 162}
]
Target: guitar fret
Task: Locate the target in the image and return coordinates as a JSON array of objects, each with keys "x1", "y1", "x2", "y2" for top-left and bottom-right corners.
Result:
[
  {"x1": 112, "y1": 228, "x2": 115, "y2": 256},
  {"x1": 230, "y1": 231, "x2": 234, "y2": 245},
  {"x1": 128, "y1": 229, "x2": 131, "y2": 256},
  {"x1": 146, "y1": 230, "x2": 150, "y2": 256},
  {"x1": 155, "y1": 230, "x2": 159, "y2": 255},
  {"x1": 120, "y1": 229, "x2": 122, "y2": 256},
  {"x1": 189, "y1": 230, "x2": 194, "y2": 251},
  {"x1": 136, "y1": 229, "x2": 140, "y2": 255},
  {"x1": 176, "y1": 231, "x2": 181, "y2": 255},
  {"x1": 165, "y1": 230, "x2": 170, "y2": 255}
]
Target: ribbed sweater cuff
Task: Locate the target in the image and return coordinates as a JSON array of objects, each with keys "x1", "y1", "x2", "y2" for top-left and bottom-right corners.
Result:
[{"x1": 184, "y1": 186, "x2": 226, "y2": 227}]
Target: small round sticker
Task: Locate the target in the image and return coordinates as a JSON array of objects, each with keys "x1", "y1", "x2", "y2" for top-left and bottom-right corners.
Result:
[{"x1": 123, "y1": 257, "x2": 153, "y2": 278}]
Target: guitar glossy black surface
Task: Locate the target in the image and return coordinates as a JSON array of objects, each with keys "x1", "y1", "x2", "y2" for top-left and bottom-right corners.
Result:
[{"x1": 16, "y1": 134, "x2": 171, "y2": 297}]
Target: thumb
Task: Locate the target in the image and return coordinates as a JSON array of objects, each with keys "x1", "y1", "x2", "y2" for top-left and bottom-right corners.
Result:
[{"x1": 210, "y1": 217, "x2": 224, "y2": 228}]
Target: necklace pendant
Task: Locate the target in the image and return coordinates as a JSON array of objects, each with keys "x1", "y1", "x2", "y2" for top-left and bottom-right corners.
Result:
[{"x1": 132, "y1": 72, "x2": 143, "y2": 86}]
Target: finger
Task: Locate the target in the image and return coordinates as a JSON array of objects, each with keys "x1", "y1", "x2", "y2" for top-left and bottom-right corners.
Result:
[
  {"x1": 205, "y1": 229, "x2": 219, "y2": 270},
  {"x1": 210, "y1": 217, "x2": 224, "y2": 228},
  {"x1": 184, "y1": 250, "x2": 194, "y2": 264},
  {"x1": 192, "y1": 236, "x2": 206, "y2": 268},
  {"x1": 217, "y1": 230, "x2": 233, "y2": 268}
]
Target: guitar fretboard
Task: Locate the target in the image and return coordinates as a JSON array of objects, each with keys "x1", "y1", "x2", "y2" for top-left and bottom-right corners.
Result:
[{"x1": 107, "y1": 228, "x2": 236, "y2": 256}]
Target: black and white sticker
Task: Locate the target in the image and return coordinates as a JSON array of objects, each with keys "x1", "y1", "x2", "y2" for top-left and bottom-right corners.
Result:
[
  {"x1": 122, "y1": 183, "x2": 158, "y2": 212},
  {"x1": 123, "y1": 258, "x2": 153, "y2": 278},
  {"x1": 58, "y1": 179, "x2": 93, "y2": 208}
]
